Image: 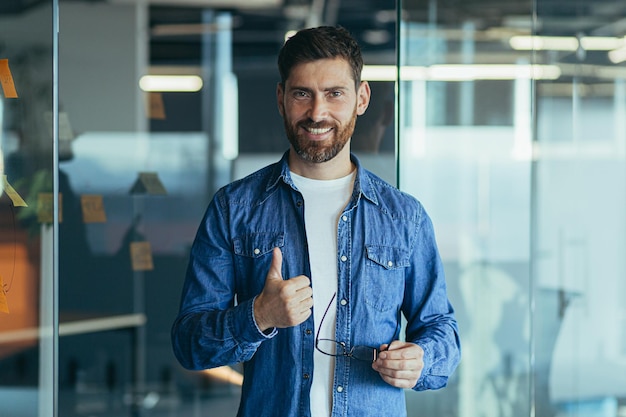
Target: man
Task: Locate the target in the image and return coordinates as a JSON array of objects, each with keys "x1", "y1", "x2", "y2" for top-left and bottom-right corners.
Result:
[{"x1": 171, "y1": 26, "x2": 460, "y2": 417}]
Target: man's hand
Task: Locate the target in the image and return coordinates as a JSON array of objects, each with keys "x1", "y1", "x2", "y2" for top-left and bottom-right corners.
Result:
[
  {"x1": 253, "y1": 247, "x2": 313, "y2": 331},
  {"x1": 372, "y1": 341, "x2": 424, "y2": 388}
]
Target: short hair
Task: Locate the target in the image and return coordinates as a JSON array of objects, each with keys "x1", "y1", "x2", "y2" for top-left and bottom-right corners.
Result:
[{"x1": 277, "y1": 26, "x2": 363, "y2": 87}]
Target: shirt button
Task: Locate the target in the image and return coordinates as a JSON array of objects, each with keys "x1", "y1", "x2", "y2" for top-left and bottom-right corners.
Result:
[
  {"x1": 296, "y1": 200, "x2": 303, "y2": 207},
  {"x1": 387, "y1": 260, "x2": 393, "y2": 267},
  {"x1": 336, "y1": 386, "x2": 344, "y2": 393},
  {"x1": 342, "y1": 215, "x2": 347, "y2": 221},
  {"x1": 305, "y1": 329, "x2": 312, "y2": 335},
  {"x1": 254, "y1": 248, "x2": 260, "y2": 255},
  {"x1": 340, "y1": 255, "x2": 347, "y2": 262},
  {"x1": 340, "y1": 299, "x2": 347, "y2": 306},
  {"x1": 304, "y1": 373, "x2": 310, "y2": 380}
]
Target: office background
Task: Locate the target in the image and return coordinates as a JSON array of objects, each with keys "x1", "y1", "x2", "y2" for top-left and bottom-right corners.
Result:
[{"x1": 1, "y1": 0, "x2": 626, "y2": 416}]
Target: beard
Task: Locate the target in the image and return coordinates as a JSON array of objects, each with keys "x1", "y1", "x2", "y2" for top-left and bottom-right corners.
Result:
[{"x1": 284, "y1": 108, "x2": 357, "y2": 163}]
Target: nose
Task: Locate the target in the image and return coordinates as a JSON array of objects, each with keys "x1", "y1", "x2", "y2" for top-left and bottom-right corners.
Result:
[{"x1": 307, "y1": 96, "x2": 329, "y2": 122}]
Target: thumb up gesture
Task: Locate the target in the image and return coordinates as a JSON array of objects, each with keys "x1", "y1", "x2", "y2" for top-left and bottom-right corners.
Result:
[{"x1": 254, "y1": 248, "x2": 313, "y2": 332}]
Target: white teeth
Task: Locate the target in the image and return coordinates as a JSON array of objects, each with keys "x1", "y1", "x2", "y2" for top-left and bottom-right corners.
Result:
[{"x1": 307, "y1": 127, "x2": 332, "y2": 135}]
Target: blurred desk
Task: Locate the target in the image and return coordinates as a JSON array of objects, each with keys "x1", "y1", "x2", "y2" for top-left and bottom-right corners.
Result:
[{"x1": 0, "y1": 313, "x2": 146, "y2": 344}]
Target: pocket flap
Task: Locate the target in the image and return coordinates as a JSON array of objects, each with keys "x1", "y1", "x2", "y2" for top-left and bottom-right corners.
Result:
[
  {"x1": 233, "y1": 232, "x2": 284, "y2": 258},
  {"x1": 365, "y1": 245, "x2": 410, "y2": 269}
]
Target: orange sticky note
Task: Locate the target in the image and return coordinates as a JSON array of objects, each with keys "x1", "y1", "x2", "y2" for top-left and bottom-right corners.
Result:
[
  {"x1": 81, "y1": 194, "x2": 107, "y2": 223},
  {"x1": 0, "y1": 274, "x2": 9, "y2": 314},
  {"x1": 130, "y1": 241, "x2": 154, "y2": 271},
  {"x1": 147, "y1": 92, "x2": 166, "y2": 120},
  {"x1": 2, "y1": 175, "x2": 27, "y2": 207},
  {"x1": 0, "y1": 59, "x2": 18, "y2": 98},
  {"x1": 37, "y1": 193, "x2": 63, "y2": 223}
]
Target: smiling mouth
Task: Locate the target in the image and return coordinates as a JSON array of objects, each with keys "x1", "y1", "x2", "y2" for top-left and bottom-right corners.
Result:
[{"x1": 303, "y1": 126, "x2": 333, "y2": 135}]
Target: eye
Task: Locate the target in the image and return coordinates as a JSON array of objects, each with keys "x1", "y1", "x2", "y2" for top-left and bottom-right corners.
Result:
[
  {"x1": 292, "y1": 90, "x2": 310, "y2": 99},
  {"x1": 329, "y1": 90, "x2": 343, "y2": 98}
]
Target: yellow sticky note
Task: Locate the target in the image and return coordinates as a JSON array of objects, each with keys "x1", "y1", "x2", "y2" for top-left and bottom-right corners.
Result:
[
  {"x1": 0, "y1": 274, "x2": 9, "y2": 314},
  {"x1": 81, "y1": 194, "x2": 107, "y2": 223},
  {"x1": 2, "y1": 175, "x2": 27, "y2": 207},
  {"x1": 130, "y1": 241, "x2": 154, "y2": 271},
  {"x1": 0, "y1": 59, "x2": 18, "y2": 98},
  {"x1": 147, "y1": 92, "x2": 166, "y2": 120},
  {"x1": 37, "y1": 193, "x2": 63, "y2": 223}
]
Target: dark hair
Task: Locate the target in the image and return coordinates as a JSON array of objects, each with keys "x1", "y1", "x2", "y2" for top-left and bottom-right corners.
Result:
[{"x1": 277, "y1": 26, "x2": 363, "y2": 87}]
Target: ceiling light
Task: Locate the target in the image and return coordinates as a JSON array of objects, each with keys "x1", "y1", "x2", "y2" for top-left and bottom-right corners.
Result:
[
  {"x1": 509, "y1": 36, "x2": 579, "y2": 51},
  {"x1": 608, "y1": 46, "x2": 626, "y2": 64},
  {"x1": 139, "y1": 75, "x2": 203, "y2": 92},
  {"x1": 429, "y1": 64, "x2": 561, "y2": 81},
  {"x1": 362, "y1": 29, "x2": 391, "y2": 45},
  {"x1": 284, "y1": 30, "x2": 297, "y2": 43},
  {"x1": 510, "y1": 35, "x2": 626, "y2": 52},
  {"x1": 580, "y1": 36, "x2": 626, "y2": 51},
  {"x1": 112, "y1": 0, "x2": 281, "y2": 7},
  {"x1": 362, "y1": 65, "x2": 396, "y2": 81},
  {"x1": 362, "y1": 64, "x2": 561, "y2": 81}
]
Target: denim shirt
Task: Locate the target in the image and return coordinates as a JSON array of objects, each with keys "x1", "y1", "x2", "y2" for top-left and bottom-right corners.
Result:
[{"x1": 171, "y1": 151, "x2": 461, "y2": 417}]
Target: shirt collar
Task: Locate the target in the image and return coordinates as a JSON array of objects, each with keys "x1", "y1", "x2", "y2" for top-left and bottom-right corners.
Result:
[{"x1": 265, "y1": 150, "x2": 379, "y2": 206}]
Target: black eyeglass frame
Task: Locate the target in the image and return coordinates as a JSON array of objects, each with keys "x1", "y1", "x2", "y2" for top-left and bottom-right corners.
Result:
[{"x1": 314, "y1": 292, "x2": 399, "y2": 363}]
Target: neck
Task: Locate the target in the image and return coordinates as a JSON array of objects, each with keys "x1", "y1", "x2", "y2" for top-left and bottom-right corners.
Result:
[{"x1": 288, "y1": 145, "x2": 354, "y2": 180}]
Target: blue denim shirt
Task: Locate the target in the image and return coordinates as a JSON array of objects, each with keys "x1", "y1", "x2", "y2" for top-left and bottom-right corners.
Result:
[{"x1": 172, "y1": 151, "x2": 461, "y2": 417}]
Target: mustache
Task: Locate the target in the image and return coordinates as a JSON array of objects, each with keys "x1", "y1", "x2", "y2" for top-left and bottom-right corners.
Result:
[{"x1": 298, "y1": 120, "x2": 335, "y2": 130}]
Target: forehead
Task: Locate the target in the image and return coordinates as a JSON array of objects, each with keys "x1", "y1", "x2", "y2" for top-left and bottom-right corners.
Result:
[{"x1": 285, "y1": 57, "x2": 355, "y2": 89}]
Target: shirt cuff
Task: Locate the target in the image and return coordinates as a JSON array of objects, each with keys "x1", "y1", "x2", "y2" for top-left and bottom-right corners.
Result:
[
  {"x1": 249, "y1": 295, "x2": 278, "y2": 338},
  {"x1": 412, "y1": 340, "x2": 448, "y2": 391}
]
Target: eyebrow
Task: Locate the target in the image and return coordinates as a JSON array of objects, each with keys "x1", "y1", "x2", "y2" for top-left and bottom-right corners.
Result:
[{"x1": 288, "y1": 85, "x2": 349, "y2": 93}]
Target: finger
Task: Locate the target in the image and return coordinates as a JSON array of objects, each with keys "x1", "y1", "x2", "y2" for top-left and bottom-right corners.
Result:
[
  {"x1": 267, "y1": 247, "x2": 283, "y2": 281},
  {"x1": 375, "y1": 365, "x2": 416, "y2": 380},
  {"x1": 378, "y1": 372, "x2": 418, "y2": 389},
  {"x1": 288, "y1": 275, "x2": 311, "y2": 289},
  {"x1": 375, "y1": 357, "x2": 418, "y2": 373},
  {"x1": 373, "y1": 361, "x2": 421, "y2": 389},
  {"x1": 378, "y1": 342, "x2": 421, "y2": 360},
  {"x1": 293, "y1": 285, "x2": 314, "y2": 308}
]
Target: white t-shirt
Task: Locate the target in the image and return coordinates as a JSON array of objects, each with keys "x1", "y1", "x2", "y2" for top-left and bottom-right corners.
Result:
[{"x1": 291, "y1": 170, "x2": 355, "y2": 417}]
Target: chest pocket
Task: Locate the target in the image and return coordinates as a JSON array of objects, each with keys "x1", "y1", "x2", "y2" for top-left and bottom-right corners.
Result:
[
  {"x1": 232, "y1": 232, "x2": 285, "y2": 297},
  {"x1": 364, "y1": 244, "x2": 410, "y2": 311},
  {"x1": 233, "y1": 232, "x2": 284, "y2": 258}
]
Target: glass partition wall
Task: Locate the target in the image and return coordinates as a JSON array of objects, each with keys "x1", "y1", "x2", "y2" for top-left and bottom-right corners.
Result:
[
  {"x1": 398, "y1": 1, "x2": 626, "y2": 417},
  {"x1": 397, "y1": 2, "x2": 533, "y2": 416},
  {"x1": 2, "y1": 0, "x2": 626, "y2": 416},
  {"x1": 0, "y1": 1, "x2": 57, "y2": 416},
  {"x1": 532, "y1": 2, "x2": 626, "y2": 416},
  {"x1": 0, "y1": 0, "x2": 61, "y2": 416}
]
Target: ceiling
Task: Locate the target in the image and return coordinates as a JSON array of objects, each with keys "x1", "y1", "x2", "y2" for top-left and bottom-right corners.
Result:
[
  {"x1": 148, "y1": 0, "x2": 397, "y2": 66},
  {"x1": 146, "y1": 0, "x2": 626, "y2": 69},
  {"x1": 2, "y1": 0, "x2": 626, "y2": 67}
]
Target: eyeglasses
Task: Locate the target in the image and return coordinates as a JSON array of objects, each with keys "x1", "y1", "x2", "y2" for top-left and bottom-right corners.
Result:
[{"x1": 314, "y1": 292, "x2": 397, "y2": 362}]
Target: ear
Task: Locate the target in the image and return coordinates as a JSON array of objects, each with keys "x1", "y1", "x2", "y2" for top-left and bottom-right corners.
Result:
[
  {"x1": 356, "y1": 81, "x2": 371, "y2": 116},
  {"x1": 276, "y1": 82, "x2": 285, "y2": 117}
]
